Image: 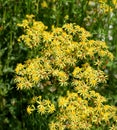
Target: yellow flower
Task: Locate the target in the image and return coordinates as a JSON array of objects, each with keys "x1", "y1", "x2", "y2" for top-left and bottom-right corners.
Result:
[
  {"x1": 48, "y1": 104, "x2": 56, "y2": 113},
  {"x1": 41, "y1": 1, "x2": 48, "y2": 8},
  {"x1": 90, "y1": 79, "x2": 97, "y2": 86},
  {"x1": 66, "y1": 104, "x2": 75, "y2": 111},
  {"x1": 22, "y1": 19, "x2": 29, "y2": 28},
  {"x1": 49, "y1": 122, "x2": 56, "y2": 130},
  {"x1": 87, "y1": 47, "x2": 94, "y2": 57},
  {"x1": 102, "y1": 112, "x2": 110, "y2": 122},
  {"x1": 26, "y1": 14, "x2": 35, "y2": 19},
  {"x1": 44, "y1": 99, "x2": 51, "y2": 106},
  {"x1": 37, "y1": 104, "x2": 46, "y2": 114},
  {"x1": 27, "y1": 105, "x2": 35, "y2": 114},
  {"x1": 58, "y1": 96, "x2": 68, "y2": 108},
  {"x1": 72, "y1": 67, "x2": 82, "y2": 78},
  {"x1": 15, "y1": 63, "x2": 24, "y2": 74},
  {"x1": 110, "y1": 124, "x2": 117, "y2": 130},
  {"x1": 64, "y1": 15, "x2": 69, "y2": 20}
]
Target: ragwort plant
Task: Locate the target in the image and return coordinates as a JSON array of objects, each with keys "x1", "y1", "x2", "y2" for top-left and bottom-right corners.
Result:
[
  {"x1": 1, "y1": 0, "x2": 117, "y2": 129},
  {"x1": 15, "y1": 15, "x2": 117, "y2": 129}
]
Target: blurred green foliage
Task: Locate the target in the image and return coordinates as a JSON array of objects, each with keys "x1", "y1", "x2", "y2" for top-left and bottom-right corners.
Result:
[{"x1": 0, "y1": 0, "x2": 117, "y2": 129}]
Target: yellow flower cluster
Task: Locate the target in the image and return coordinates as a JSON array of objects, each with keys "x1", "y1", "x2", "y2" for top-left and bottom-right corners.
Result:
[
  {"x1": 86, "y1": 0, "x2": 117, "y2": 29},
  {"x1": 49, "y1": 91, "x2": 117, "y2": 130},
  {"x1": 15, "y1": 18, "x2": 113, "y2": 90},
  {"x1": 89, "y1": 0, "x2": 117, "y2": 13},
  {"x1": 27, "y1": 96, "x2": 55, "y2": 115},
  {"x1": 15, "y1": 16, "x2": 117, "y2": 129},
  {"x1": 73, "y1": 63, "x2": 108, "y2": 87},
  {"x1": 100, "y1": 3, "x2": 113, "y2": 13},
  {"x1": 15, "y1": 16, "x2": 113, "y2": 90},
  {"x1": 17, "y1": 15, "x2": 47, "y2": 48}
]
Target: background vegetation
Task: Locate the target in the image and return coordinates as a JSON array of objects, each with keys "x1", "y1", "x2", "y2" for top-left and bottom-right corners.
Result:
[{"x1": 0, "y1": 0, "x2": 117, "y2": 130}]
